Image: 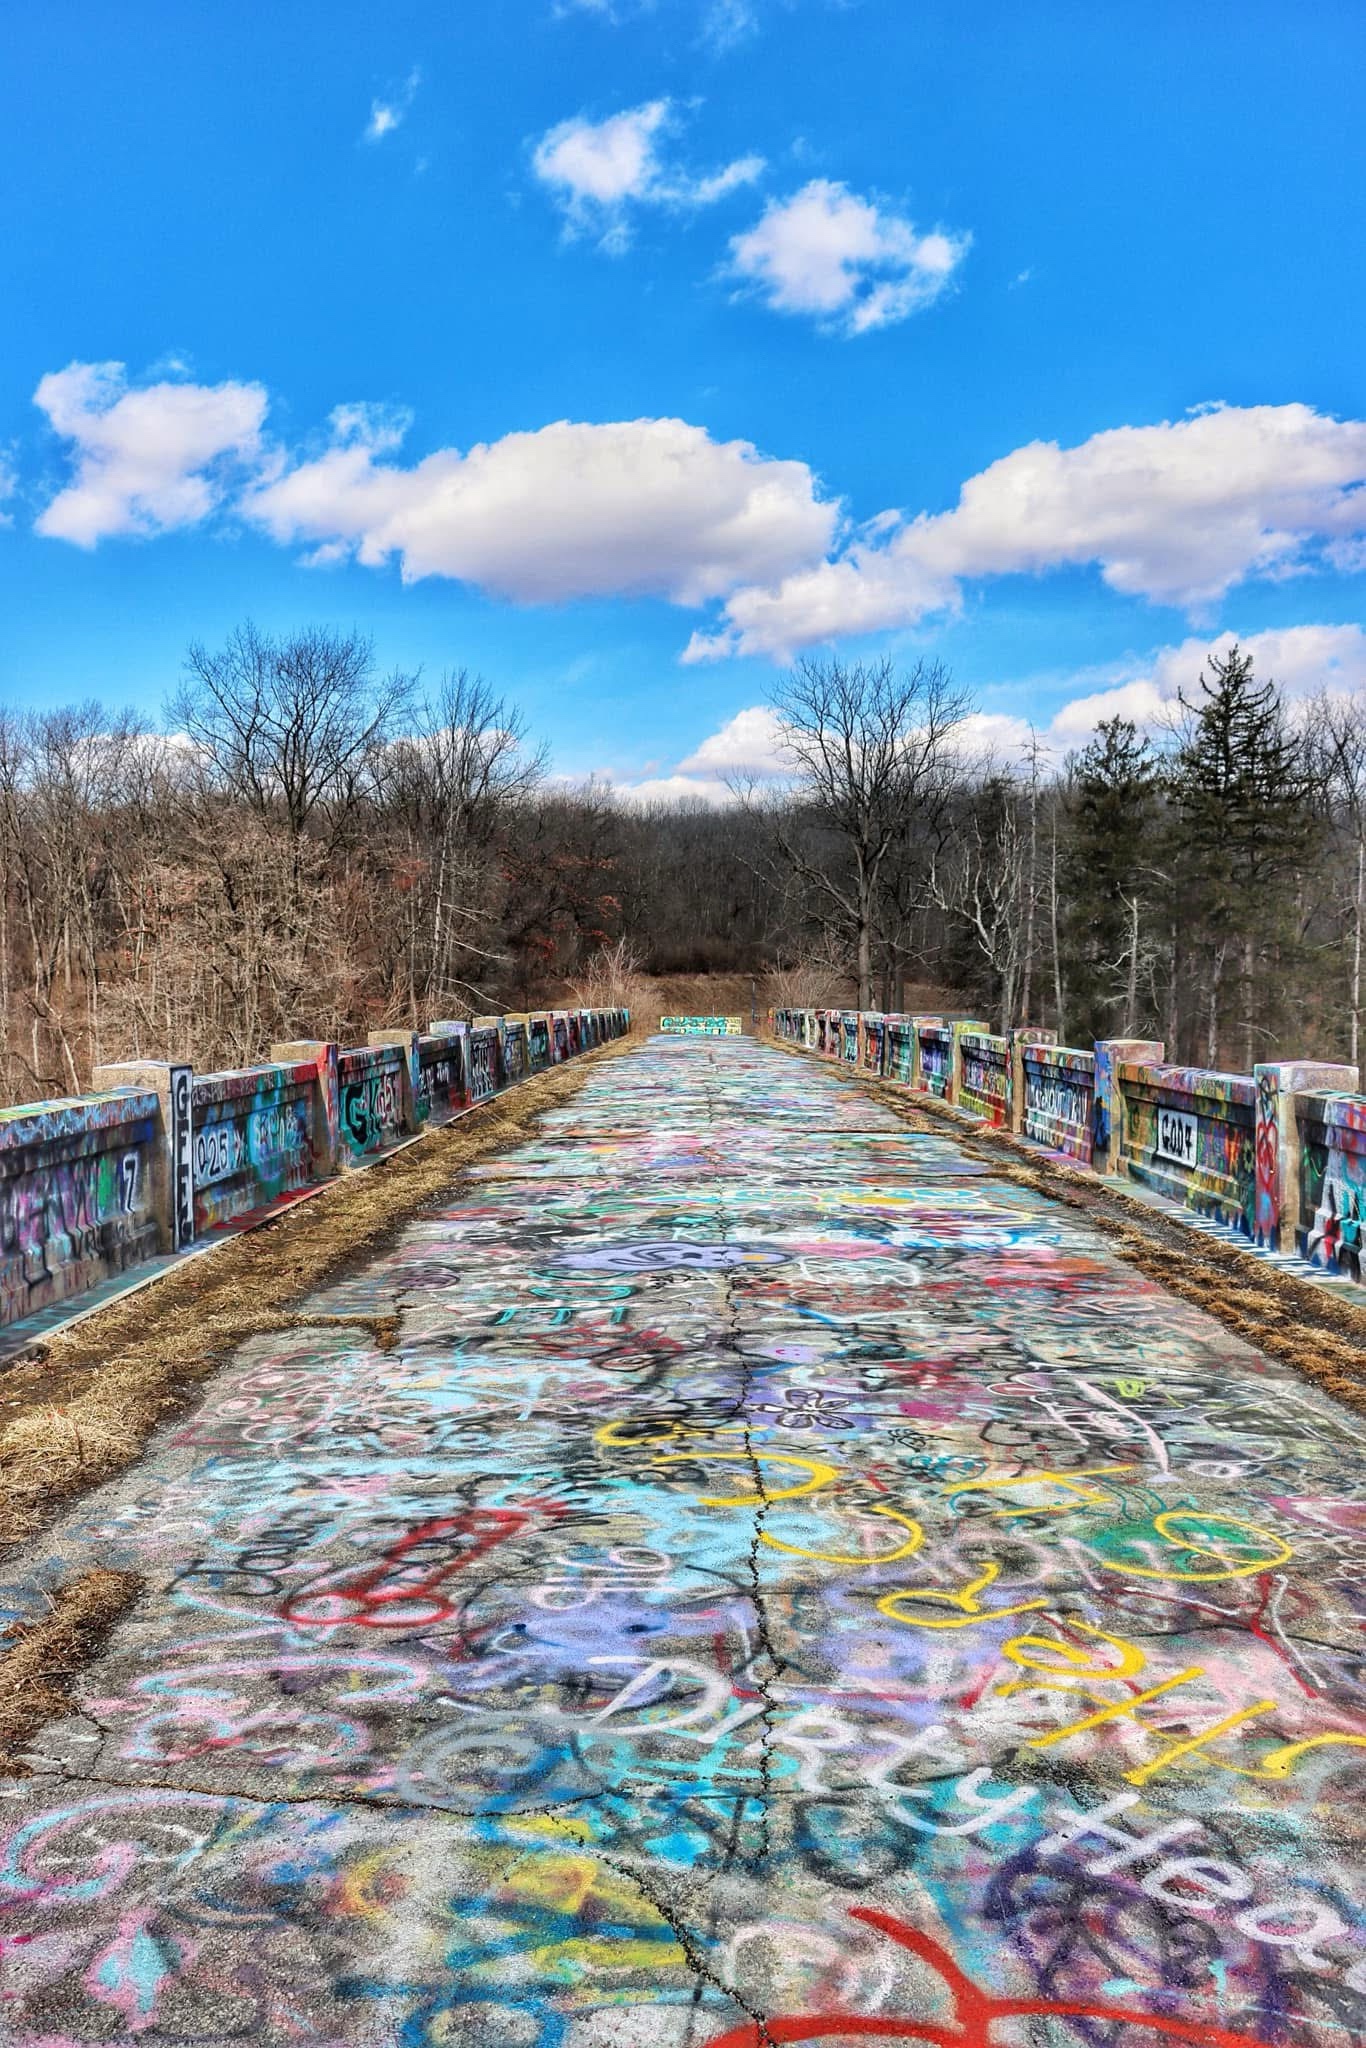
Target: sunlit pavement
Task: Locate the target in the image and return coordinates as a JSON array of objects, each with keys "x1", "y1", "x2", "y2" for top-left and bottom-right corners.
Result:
[{"x1": 3, "y1": 1035, "x2": 1365, "y2": 2045}]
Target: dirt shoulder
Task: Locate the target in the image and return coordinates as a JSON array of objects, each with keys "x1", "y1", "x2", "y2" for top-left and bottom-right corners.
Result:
[
  {"x1": 764, "y1": 1034, "x2": 1366, "y2": 1412},
  {"x1": 0, "y1": 1038, "x2": 637, "y2": 1554}
]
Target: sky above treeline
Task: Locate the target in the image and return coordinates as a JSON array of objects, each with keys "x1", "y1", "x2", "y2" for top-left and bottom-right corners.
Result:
[{"x1": 3, "y1": 0, "x2": 1365, "y2": 800}]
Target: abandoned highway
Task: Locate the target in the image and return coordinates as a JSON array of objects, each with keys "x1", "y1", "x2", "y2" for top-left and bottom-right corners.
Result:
[{"x1": 3, "y1": 1034, "x2": 1365, "y2": 2045}]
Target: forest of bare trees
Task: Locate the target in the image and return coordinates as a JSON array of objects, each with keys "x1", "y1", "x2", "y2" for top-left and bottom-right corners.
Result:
[{"x1": 0, "y1": 624, "x2": 1360, "y2": 1104}]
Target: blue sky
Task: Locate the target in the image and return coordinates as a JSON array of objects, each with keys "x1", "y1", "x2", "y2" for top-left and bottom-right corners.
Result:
[{"x1": 2, "y1": 0, "x2": 1364, "y2": 796}]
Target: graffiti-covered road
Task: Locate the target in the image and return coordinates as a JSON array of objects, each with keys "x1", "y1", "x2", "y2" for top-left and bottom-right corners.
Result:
[{"x1": 4, "y1": 1036, "x2": 1366, "y2": 2045}]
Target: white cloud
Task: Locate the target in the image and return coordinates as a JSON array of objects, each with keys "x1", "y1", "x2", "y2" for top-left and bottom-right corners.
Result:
[
  {"x1": 702, "y1": 0, "x2": 758, "y2": 49},
  {"x1": 365, "y1": 68, "x2": 421, "y2": 143},
  {"x1": 0, "y1": 450, "x2": 16, "y2": 528},
  {"x1": 532, "y1": 99, "x2": 763, "y2": 250},
  {"x1": 34, "y1": 361, "x2": 267, "y2": 547},
  {"x1": 677, "y1": 704, "x2": 790, "y2": 776},
  {"x1": 614, "y1": 771, "x2": 735, "y2": 806},
  {"x1": 728, "y1": 180, "x2": 970, "y2": 335},
  {"x1": 244, "y1": 408, "x2": 835, "y2": 603},
  {"x1": 693, "y1": 402, "x2": 1366, "y2": 660}
]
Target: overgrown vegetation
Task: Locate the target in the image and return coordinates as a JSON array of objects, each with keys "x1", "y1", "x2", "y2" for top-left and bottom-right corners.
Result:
[{"x1": 0, "y1": 626, "x2": 1360, "y2": 1100}]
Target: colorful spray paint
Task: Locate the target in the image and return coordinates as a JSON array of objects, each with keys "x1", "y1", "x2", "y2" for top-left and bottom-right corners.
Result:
[{"x1": 5, "y1": 1033, "x2": 1364, "y2": 2043}]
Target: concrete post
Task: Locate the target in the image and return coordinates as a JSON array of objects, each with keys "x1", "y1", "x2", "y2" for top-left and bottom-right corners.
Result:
[
  {"x1": 271, "y1": 1040, "x2": 340, "y2": 1178},
  {"x1": 1008, "y1": 1029, "x2": 1059, "y2": 1135},
  {"x1": 1093, "y1": 1039, "x2": 1165, "y2": 1176},
  {"x1": 369, "y1": 1028, "x2": 423, "y2": 1131},
  {"x1": 92, "y1": 1059, "x2": 194, "y2": 1251},
  {"x1": 1253, "y1": 1059, "x2": 1359, "y2": 1252}
]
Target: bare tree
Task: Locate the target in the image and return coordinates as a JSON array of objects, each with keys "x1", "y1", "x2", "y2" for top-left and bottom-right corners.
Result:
[
  {"x1": 173, "y1": 622, "x2": 412, "y2": 860},
  {"x1": 1306, "y1": 685, "x2": 1366, "y2": 1067},
  {"x1": 371, "y1": 669, "x2": 544, "y2": 1017},
  {"x1": 755, "y1": 655, "x2": 968, "y2": 1008},
  {"x1": 927, "y1": 771, "x2": 1030, "y2": 1032}
]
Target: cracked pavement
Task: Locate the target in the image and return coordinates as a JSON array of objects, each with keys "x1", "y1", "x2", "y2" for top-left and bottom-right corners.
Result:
[{"x1": 2, "y1": 1034, "x2": 1365, "y2": 2045}]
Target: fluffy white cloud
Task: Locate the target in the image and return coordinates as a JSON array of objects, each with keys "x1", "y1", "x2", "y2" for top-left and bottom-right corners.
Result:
[
  {"x1": 728, "y1": 180, "x2": 969, "y2": 335},
  {"x1": 245, "y1": 408, "x2": 835, "y2": 602},
  {"x1": 365, "y1": 68, "x2": 421, "y2": 143},
  {"x1": 34, "y1": 361, "x2": 267, "y2": 547},
  {"x1": 532, "y1": 100, "x2": 763, "y2": 250},
  {"x1": 677, "y1": 704, "x2": 790, "y2": 776},
  {"x1": 694, "y1": 402, "x2": 1366, "y2": 659}
]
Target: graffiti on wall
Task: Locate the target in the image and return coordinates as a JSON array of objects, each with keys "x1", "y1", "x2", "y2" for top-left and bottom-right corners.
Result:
[
  {"x1": 339, "y1": 1058, "x2": 403, "y2": 1158},
  {"x1": 0, "y1": 1121, "x2": 152, "y2": 1325},
  {"x1": 169, "y1": 1063, "x2": 194, "y2": 1249},
  {"x1": 1122, "y1": 1067, "x2": 1256, "y2": 1236},
  {"x1": 1021, "y1": 1051, "x2": 1094, "y2": 1163},
  {"x1": 468, "y1": 1027, "x2": 500, "y2": 1101},
  {"x1": 958, "y1": 1036, "x2": 1009, "y2": 1125},
  {"x1": 1300, "y1": 1097, "x2": 1366, "y2": 1279},
  {"x1": 919, "y1": 1027, "x2": 952, "y2": 1096}
]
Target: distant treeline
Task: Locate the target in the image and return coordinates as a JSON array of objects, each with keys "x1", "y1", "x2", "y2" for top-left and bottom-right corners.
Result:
[{"x1": 0, "y1": 626, "x2": 1360, "y2": 1101}]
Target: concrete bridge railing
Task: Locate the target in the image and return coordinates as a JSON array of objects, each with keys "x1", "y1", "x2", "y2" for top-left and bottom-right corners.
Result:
[
  {"x1": 0, "y1": 1006, "x2": 629, "y2": 1337},
  {"x1": 774, "y1": 1005, "x2": 1365, "y2": 1285}
]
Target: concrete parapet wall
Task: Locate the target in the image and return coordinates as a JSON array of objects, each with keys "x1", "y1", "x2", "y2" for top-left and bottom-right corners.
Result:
[
  {"x1": 468, "y1": 1026, "x2": 501, "y2": 1101},
  {"x1": 957, "y1": 1031, "x2": 1010, "y2": 1125},
  {"x1": 918, "y1": 1022, "x2": 953, "y2": 1098},
  {"x1": 419, "y1": 1026, "x2": 469, "y2": 1123},
  {"x1": 884, "y1": 1015, "x2": 913, "y2": 1083},
  {"x1": 190, "y1": 1062, "x2": 317, "y2": 1233},
  {"x1": 527, "y1": 1013, "x2": 552, "y2": 1070},
  {"x1": 860, "y1": 1012, "x2": 886, "y2": 1073},
  {"x1": 0, "y1": 1089, "x2": 161, "y2": 1328},
  {"x1": 0, "y1": 1004, "x2": 628, "y2": 1341},
  {"x1": 1297, "y1": 1092, "x2": 1366, "y2": 1279},
  {"x1": 1118, "y1": 1061, "x2": 1257, "y2": 1235},
  {"x1": 1020, "y1": 1043, "x2": 1096, "y2": 1162},
  {"x1": 775, "y1": 1004, "x2": 1366, "y2": 1283},
  {"x1": 337, "y1": 1043, "x2": 407, "y2": 1162}
]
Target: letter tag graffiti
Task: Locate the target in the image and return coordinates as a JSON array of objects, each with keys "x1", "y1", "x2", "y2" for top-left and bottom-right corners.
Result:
[
  {"x1": 1155, "y1": 1106, "x2": 1198, "y2": 1167},
  {"x1": 119, "y1": 1150, "x2": 139, "y2": 1213}
]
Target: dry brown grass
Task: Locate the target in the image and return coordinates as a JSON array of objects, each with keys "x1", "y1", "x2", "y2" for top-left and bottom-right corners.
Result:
[
  {"x1": 0, "y1": 1566, "x2": 142, "y2": 1768},
  {"x1": 0, "y1": 1038, "x2": 637, "y2": 1553},
  {"x1": 764, "y1": 1035, "x2": 1366, "y2": 1412}
]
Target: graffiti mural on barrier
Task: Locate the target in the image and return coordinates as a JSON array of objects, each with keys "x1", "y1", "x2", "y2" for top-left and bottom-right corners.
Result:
[
  {"x1": 1021, "y1": 1050, "x2": 1094, "y2": 1163},
  {"x1": 336, "y1": 1053, "x2": 405, "y2": 1160},
  {"x1": 169, "y1": 1063, "x2": 194, "y2": 1248},
  {"x1": 1123, "y1": 1065, "x2": 1257, "y2": 1236},
  {"x1": 468, "y1": 1026, "x2": 500, "y2": 1101},
  {"x1": 919, "y1": 1025, "x2": 952, "y2": 1096},
  {"x1": 958, "y1": 1035, "x2": 1009, "y2": 1125},
  {"x1": 3, "y1": 1034, "x2": 1366, "y2": 2043},
  {"x1": 1300, "y1": 1095, "x2": 1366, "y2": 1280},
  {"x1": 0, "y1": 1095, "x2": 156, "y2": 1325}
]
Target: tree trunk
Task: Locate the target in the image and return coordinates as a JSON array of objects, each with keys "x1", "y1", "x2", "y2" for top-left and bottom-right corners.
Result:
[
  {"x1": 1049, "y1": 812, "x2": 1065, "y2": 1040},
  {"x1": 856, "y1": 863, "x2": 873, "y2": 1009},
  {"x1": 1123, "y1": 894, "x2": 1140, "y2": 1037},
  {"x1": 1207, "y1": 945, "x2": 1224, "y2": 1067},
  {"x1": 1352, "y1": 830, "x2": 1364, "y2": 1070}
]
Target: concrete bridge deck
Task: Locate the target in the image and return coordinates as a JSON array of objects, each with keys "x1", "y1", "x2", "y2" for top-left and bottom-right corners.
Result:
[{"x1": 3, "y1": 1035, "x2": 1365, "y2": 2044}]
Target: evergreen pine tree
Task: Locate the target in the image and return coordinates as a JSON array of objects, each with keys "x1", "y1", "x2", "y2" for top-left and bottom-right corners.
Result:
[
  {"x1": 1062, "y1": 718, "x2": 1161, "y2": 1037},
  {"x1": 1169, "y1": 644, "x2": 1318, "y2": 1066}
]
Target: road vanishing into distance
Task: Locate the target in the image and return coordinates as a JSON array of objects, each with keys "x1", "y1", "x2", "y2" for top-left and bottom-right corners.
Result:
[{"x1": 4, "y1": 1035, "x2": 1366, "y2": 2046}]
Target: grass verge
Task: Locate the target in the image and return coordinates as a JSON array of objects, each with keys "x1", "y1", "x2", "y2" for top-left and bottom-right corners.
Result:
[
  {"x1": 0, "y1": 1037, "x2": 640, "y2": 1554},
  {"x1": 0, "y1": 1566, "x2": 143, "y2": 1769},
  {"x1": 765, "y1": 1035, "x2": 1366, "y2": 1413}
]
